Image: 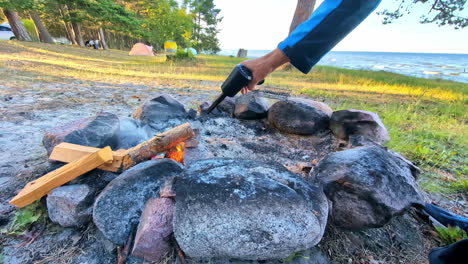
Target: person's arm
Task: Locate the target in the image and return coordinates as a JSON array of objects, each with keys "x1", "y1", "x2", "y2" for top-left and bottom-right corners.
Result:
[
  {"x1": 240, "y1": 0, "x2": 382, "y2": 93},
  {"x1": 240, "y1": 49, "x2": 289, "y2": 94}
]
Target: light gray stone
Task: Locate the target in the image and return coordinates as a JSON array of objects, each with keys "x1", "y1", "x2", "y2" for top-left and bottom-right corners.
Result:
[
  {"x1": 47, "y1": 184, "x2": 94, "y2": 227},
  {"x1": 199, "y1": 97, "x2": 237, "y2": 117},
  {"x1": 183, "y1": 143, "x2": 214, "y2": 165},
  {"x1": 174, "y1": 158, "x2": 328, "y2": 260},
  {"x1": 93, "y1": 159, "x2": 183, "y2": 245},
  {"x1": 311, "y1": 146, "x2": 423, "y2": 230},
  {"x1": 43, "y1": 112, "x2": 120, "y2": 155},
  {"x1": 132, "y1": 94, "x2": 187, "y2": 124},
  {"x1": 268, "y1": 98, "x2": 332, "y2": 135},
  {"x1": 234, "y1": 92, "x2": 269, "y2": 120}
]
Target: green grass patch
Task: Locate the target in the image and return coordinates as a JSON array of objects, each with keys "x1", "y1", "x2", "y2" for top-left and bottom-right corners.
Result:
[
  {"x1": 0, "y1": 201, "x2": 46, "y2": 235},
  {"x1": 436, "y1": 226, "x2": 468, "y2": 245}
]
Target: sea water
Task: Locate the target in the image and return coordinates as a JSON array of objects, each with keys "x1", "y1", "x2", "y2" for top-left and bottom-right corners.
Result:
[{"x1": 218, "y1": 49, "x2": 468, "y2": 83}]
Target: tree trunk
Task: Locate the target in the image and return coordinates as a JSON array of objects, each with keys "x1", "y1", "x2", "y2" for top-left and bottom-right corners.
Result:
[
  {"x1": 281, "y1": 0, "x2": 317, "y2": 70},
  {"x1": 3, "y1": 9, "x2": 32, "y2": 41},
  {"x1": 289, "y1": 0, "x2": 317, "y2": 34},
  {"x1": 98, "y1": 28, "x2": 108, "y2": 50},
  {"x1": 30, "y1": 11, "x2": 55, "y2": 44},
  {"x1": 65, "y1": 22, "x2": 77, "y2": 44},
  {"x1": 58, "y1": 5, "x2": 77, "y2": 45},
  {"x1": 71, "y1": 21, "x2": 85, "y2": 46}
]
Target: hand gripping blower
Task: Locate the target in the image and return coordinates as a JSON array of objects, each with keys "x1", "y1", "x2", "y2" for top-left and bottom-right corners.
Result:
[{"x1": 206, "y1": 64, "x2": 264, "y2": 114}]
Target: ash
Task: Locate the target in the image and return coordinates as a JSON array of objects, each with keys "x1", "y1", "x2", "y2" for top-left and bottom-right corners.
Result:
[{"x1": 195, "y1": 116, "x2": 337, "y2": 175}]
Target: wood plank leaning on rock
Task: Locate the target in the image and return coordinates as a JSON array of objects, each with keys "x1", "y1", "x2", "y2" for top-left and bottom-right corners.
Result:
[
  {"x1": 10, "y1": 123, "x2": 194, "y2": 208},
  {"x1": 10, "y1": 147, "x2": 113, "y2": 208}
]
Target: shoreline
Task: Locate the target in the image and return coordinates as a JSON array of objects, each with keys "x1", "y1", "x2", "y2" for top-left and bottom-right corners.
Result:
[{"x1": 217, "y1": 50, "x2": 468, "y2": 83}]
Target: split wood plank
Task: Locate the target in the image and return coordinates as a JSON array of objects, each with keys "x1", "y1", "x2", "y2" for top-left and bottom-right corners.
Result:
[
  {"x1": 49, "y1": 143, "x2": 127, "y2": 172},
  {"x1": 10, "y1": 147, "x2": 113, "y2": 208},
  {"x1": 49, "y1": 123, "x2": 195, "y2": 172}
]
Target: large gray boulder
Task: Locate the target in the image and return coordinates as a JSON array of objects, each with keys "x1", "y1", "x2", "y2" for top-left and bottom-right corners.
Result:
[
  {"x1": 174, "y1": 158, "x2": 328, "y2": 260},
  {"x1": 268, "y1": 98, "x2": 332, "y2": 135},
  {"x1": 43, "y1": 112, "x2": 120, "y2": 155},
  {"x1": 234, "y1": 92, "x2": 269, "y2": 120},
  {"x1": 311, "y1": 146, "x2": 423, "y2": 230},
  {"x1": 93, "y1": 159, "x2": 183, "y2": 245},
  {"x1": 132, "y1": 95, "x2": 187, "y2": 124},
  {"x1": 329, "y1": 109, "x2": 389, "y2": 145},
  {"x1": 47, "y1": 184, "x2": 94, "y2": 227}
]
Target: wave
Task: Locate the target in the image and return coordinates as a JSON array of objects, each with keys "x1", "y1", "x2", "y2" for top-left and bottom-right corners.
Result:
[{"x1": 422, "y1": 71, "x2": 441, "y2": 75}]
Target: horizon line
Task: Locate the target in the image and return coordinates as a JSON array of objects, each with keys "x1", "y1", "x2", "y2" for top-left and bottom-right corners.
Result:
[{"x1": 219, "y1": 48, "x2": 468, "y2": 55}]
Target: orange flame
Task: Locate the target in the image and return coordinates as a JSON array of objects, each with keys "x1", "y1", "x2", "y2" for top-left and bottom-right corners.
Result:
[{"x1": 164, "y1": 142, "x2": 185, "y2": 164}]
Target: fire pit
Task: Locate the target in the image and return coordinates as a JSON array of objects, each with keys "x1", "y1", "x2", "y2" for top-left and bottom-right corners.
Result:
[{"x1": 8, "y1": 92, "x2": 424, "y2": 263}]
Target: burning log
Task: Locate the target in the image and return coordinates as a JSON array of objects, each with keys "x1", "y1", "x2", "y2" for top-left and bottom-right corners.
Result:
[
  {"x1": 49, "y1": 123, "x2": 195, "y2": 171},
  {"x1": 164, "y1": 143, "x2": 185, "y2": 164},
  {"x1": 123, "y1": 123, "x2": 193, "y2": 168}
]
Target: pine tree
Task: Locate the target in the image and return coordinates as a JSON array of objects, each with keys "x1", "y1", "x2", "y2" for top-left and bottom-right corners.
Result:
[{"x1": 183, "y1": 0, "x2": 222, "y2": 53}]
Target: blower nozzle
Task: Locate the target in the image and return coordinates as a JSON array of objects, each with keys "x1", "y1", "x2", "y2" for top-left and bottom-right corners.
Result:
[{"x1": 206, "y1": 64, "x2": 263, "y2": 114}]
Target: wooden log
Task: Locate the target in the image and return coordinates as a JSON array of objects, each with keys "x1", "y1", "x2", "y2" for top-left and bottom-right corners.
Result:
[
  {"x1": 10, "y1": 147, "x2": 113, "y2": 208},
  {"x1": 122, "y1": 123, "x2": 194, "y2": 169},
  {"x1": 49, "y1": 123, "x2": 195, "y2": 172},
  {"x1": 49, "y1": 143, "x2": 127, "y2": 172}
]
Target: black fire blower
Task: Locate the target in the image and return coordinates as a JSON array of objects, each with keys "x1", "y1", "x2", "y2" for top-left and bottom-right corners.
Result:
[{"x1": 206, "y1": 64, "x2": 264, "y2": 114}]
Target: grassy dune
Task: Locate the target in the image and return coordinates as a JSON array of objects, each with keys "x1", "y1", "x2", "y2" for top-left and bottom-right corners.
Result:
[{"x1": 1, "y1": 40, "x2": 466, "y2": 194}]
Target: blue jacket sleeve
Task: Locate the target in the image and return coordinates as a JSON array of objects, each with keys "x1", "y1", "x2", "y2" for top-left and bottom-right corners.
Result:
[{"x1": 278, "y1": 0, "x2": 382, "y2": 74}]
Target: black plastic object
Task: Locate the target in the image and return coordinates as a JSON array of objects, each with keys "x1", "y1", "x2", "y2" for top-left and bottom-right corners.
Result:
[
  {"x1": 429, "y1": 238, "x2": 468, "y2": 264},
  {"x1": 206, "y1": 64, "x2": 264, "y2": 114}
]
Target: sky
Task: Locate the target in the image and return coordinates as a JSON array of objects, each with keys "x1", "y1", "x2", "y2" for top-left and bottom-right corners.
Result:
[{"x1": 213, "y1": 0, "x2": 468, "y2": 54}]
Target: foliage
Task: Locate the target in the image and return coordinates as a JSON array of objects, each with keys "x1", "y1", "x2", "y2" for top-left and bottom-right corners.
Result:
[
  {"x1": 0, "y1": 0, "x2": 221, "y2": 52},
  {"x1": 138, "y1": 0, "x2": 193, "y2": 49},
  {"x1": 0, "y1": 201, "x2": 45, "y2": 235},
  {"x1": 183, "y1": 0, "x2": 222, "y2": 53},
  {"x1": 449, "y1": 178, "x2": 468, "y2": 192},
  {"x1": 379, "y1": 0, "x2": 468, "y2": 29},
  {"x1": 85, "y1": 0, "x2": 143, "y2": 33},
  {"x1": 0, "y1": 0, "x2": 34, "y2": 10},
  {"x1": 21, "y1": 18, "x2": 39, "y2": 40},
  {"x1": 168, "y1": 48, "x2": 196, "y2": 61},
  {"x1": 283, "y1": 251, "x2": 309, "y2": 262},
  {"x1": 435, "y1": 226, "x2": 468, "y2": 244}
]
